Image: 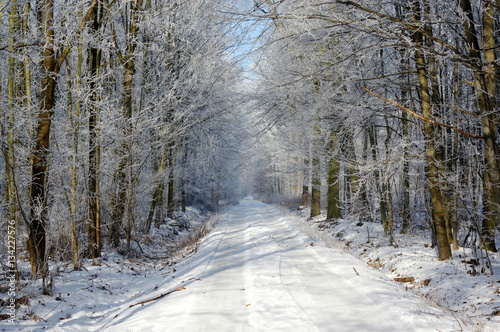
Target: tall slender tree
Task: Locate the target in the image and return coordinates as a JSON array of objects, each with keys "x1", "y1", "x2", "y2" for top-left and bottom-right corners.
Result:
[{"x1": 27, "y1": 0, "x2": 98, "y2": 285}]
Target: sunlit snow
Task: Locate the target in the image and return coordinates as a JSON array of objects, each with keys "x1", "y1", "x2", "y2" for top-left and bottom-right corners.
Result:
[{"x1": 30, "y1": 198, "x2": 480, "y2": 332}]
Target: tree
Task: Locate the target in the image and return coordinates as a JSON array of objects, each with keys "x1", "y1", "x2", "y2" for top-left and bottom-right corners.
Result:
[
  {"x1": 310, "y1": 124, "x2": 322, "y2": 219},
  {"x1": 27, "y1": 0, "x2": 102, "y2": 285},
  {"x1": 327, "y1": 131, "x2": 341, "y2": 219},
  {"x1": 409, "y1": 0, "x2": 451, "y2": 260},
  {"x1": 0, "y1": 0, "x2": 251, "y2": 292},
  {"x1": 251, "y1": 0, "x2": 499, "y2": 261},
  {"x1": 457, "y1": 0, "x2": 499, "y2": 252},
  {"x1": 87, "y1": 0, "x2": 102, "y2": 259}
]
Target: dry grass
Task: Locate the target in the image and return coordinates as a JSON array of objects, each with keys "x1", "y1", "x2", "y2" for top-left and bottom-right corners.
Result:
[{"x1": 170, "y1": 213, "x2": 221, "y2": 253}]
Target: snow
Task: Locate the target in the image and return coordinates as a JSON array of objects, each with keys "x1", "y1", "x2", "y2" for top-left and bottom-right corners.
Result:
[
  {"x1": 2, "y1": 198, "x2": 499, "y2": 331},
  {"x1": 296, "y1": 210, "x2": 500, "y2": 331}
]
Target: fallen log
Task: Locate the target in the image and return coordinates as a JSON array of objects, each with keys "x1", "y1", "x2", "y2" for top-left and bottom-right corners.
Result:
[{"x1": 129, "y1": 286, "x2": 186, "y2": 308}]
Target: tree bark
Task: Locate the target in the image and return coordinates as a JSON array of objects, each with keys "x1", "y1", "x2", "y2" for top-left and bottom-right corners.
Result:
[
  {"x1": 479, "y1": 1, "x2": 499, "y2": 252},
  {"x1": 458, "y1": 0, "x2": 499, "y2": 252},
  {"x1": 310, "y1": 125, "x2": 321, "y2": 219},
  {"x1": 88, "y1": 1, "x2": 102, "y2": 258},
  {"x1": 67, "y1": 57, "x2": 80, "y2": 269},
  {"x1": 411, "y1": 0, "x2": 452, "y2": 260},
  {"x1": 28, "y1": 0, "x2": 56, "y2": 283},
  {"x1": 146, "y1": 146, "x2": 167, "y2": 232},
  {"x1": 423, "y1": 0, "x2": 453, "y2": 248},
  {"x1": 301, "y1": 157, "x2": 309, "y2": 207},
  {"x1": 327, "y1": 131, "x2": 340, "y2": 219},
  {"x1": 368, "y1": 124, "x2": 389, "y2": 232},
  {"x1": 341, "y1": 129, "x2": 362, "y2": 217},
  {"x1": 167, "y1": 144, "x2": 176, "y2": 219},
  {"x1": 6, "y1": 0, "x2": 20, "y2": 280}
]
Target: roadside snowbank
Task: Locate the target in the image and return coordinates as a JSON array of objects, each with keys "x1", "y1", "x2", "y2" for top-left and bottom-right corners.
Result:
[{"x1": 0, "y1": 208, "x2": 219, "y2": 331}]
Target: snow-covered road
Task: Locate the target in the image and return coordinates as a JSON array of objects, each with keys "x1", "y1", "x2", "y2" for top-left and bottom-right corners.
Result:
[{"x1": 92, "y1": 198, "x2": 460, "y2": 331}]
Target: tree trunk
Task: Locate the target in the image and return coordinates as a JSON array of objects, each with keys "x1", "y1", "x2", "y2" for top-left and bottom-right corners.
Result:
[
  {"x1": 340, "y1": 131, "x2": 356, "y2": 214},
  {"x1": 28, "y1": 0, "x2": 56, "y2": 283},
  {"x1": 110, "y1": 0, "x2": 143, "y2": 248},
  {"x1": 301, "y1": 157, "x2": 309, "y2": 207},
  {"x1": 88, "y1": 1, "x2": 102, "y2": 258},
  {"x1": 384, "y1": 117, "x2": 394, "y2": 244},
  {"x1": 6, "y1": 0, "x2": 20, "y2": 280},
  {"x1": 424, "y1": 1, "x2": 453, "y2": 249},
  {"x1": 66, "y1": 56, "x2": 81, "y2": 269},
  {"x1": 411, "y1": 0, "x2": 451, "y2": 260},
  {"x1": 26, "y1": 0, "x2": 97, "y2": 287},
  {"x1": 327, "y1": 131, "x2": 340, "y2": 219},
  {"x1": 450, "y1": 59, "x2": 460, "y2": 250},
  {"x1": 310, "y1": 125, "x2": 321, "y2": 219},
  {"x1": 479, "y1": 2, "x2": 499, "y2": 252},
  {"x1": 181, "y1": 178, "x2": 186, "y2": 213},
  {"x1": 146, "y1": 146, "x2": 167, "y2": 232},
  {"x1": 458, "y1": 0, "x2": 499, "y2": 252},
  {"x1": 399, "y1": 47, "x2": 414, "y2": 234},
  {"x1": 400, "y1": 108, "x2": 411, "y2": 234},
  {"x1": 167, "y1": 144, "x2": 176, "y2": 219},
  {"x1": 368, "y1": 124, "x2": 389, "y2": 232}
]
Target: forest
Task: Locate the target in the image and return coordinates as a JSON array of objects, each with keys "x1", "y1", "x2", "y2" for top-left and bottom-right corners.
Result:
[{"x1": 0, "y1": 0, "x2": 499, "y2": 304}]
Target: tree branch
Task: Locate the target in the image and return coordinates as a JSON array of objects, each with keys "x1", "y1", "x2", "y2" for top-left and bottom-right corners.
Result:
[
  {"x1": 362, "y1": 86, "x2": 483, "y2": 139},
  {"x1": 54, "y1": 0, "x2": 99, "y2": 75}
]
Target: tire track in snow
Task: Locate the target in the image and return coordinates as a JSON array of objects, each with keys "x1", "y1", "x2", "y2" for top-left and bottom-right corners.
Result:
[
  {"x1": 278, "y1": 249, "x2": 321, "y2": 331},
  {"x1": 244, "y1": 214, "x2": 318, "y2": 331},
  {"x1": 181, "y1": 209, "x2": 251, "y2": 331}
]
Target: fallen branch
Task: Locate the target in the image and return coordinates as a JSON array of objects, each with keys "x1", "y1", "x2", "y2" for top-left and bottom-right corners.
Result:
[
  {"x1": 129, "y1": 286, "x2": 186, "y2": 308},
  {"x1": 394, "y1": 277, "x2": 415, "y2": 283}
]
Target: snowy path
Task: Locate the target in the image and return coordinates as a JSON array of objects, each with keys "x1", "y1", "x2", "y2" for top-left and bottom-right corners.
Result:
[{"x1": 78, "y1": 199, "x2": 459, "y2": 331}]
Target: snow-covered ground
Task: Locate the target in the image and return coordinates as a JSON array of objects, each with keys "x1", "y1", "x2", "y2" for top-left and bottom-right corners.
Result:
[
  {"x1": 291, "y1": 207, "x2": 500, "y2": 332},
  {"x1": 2, "y1": 198, "x2": 499, "y2": 331},
  {"x1": 0, "y1": 207, "x2": 216, "y2": 331}
]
